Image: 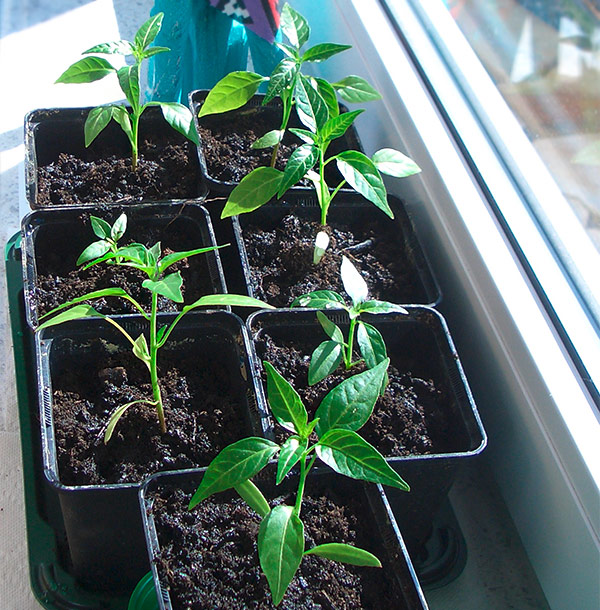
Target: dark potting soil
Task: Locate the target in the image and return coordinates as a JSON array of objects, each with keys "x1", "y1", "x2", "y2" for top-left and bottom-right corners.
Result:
[
  {"x1": 150, "y1": 483, "x2": 409, "y2": 609},
  {"x1": 242, "y1": 213, "x2": 426, "y2": 307},
  {"x1": 256, "y1": 330, "x2": 458, "y2": 457},
  {"x1": 52, "y1": 339, "x2": 251, "y2": 486},
  {"x1": 34, "y1": 221, "x2": 215, "y2": 317},
  {"x1": 37, "y1": 135, "x2": 201, "y2": 206}
]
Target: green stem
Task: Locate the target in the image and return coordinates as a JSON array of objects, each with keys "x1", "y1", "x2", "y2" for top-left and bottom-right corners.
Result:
[
  {"x1": 319, "y1": 149, "x2": 330, "y2": 226},
  {"x1": 345, "y1": 318, "x2": 358, "y2": 369},
  {"x1": 294, "y1": 453, "x2": 317, "y2": 516},
  {"x1": 104, "y1": 317, "x2": 138, "y2": 349},
  {"x1": 131, "y1": 111, "x2": 140, "y2": 171},
  {"x1": 149, "y1": 291, "x2": 166, "y2": 433},
  {"x1": 270, "y1": 91, "x2": 294, "y2": 168}
]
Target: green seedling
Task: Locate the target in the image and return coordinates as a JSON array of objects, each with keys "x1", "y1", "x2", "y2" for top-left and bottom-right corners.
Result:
[
  {"x1": 291, "y1": 256, "x2": 408, "y2": 385},
  {"x1": 189, "y1": 360, "x2": 409, "y2": 606},
  {"x1": 37, "y1": 214, "x2": 272, "y2": 441},
  {"x1": 56, "y1": 13, "x2": 198, "y2": 171}
]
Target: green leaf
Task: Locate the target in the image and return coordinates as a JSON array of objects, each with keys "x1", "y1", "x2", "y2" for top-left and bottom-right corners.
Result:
[
  {"x1": 280, "y1": 3, "x2": 310, "y2": 48},
  {"x1": 158, "y1": 245, "x2": 221, "y2": 274},
  {"x1": 264, "y1": 57, "x2": 298, "y2": 104},
  {"x1": 258, "y1": 505, "x2": 304, "y2": 607},
  {"x1": 56, "y1": 56, "x2": 115, "y2": 84},
  {"x1": 234, "y1": 479, "x2": 270, "y2": 518},
  {"x1": 83, "y1": 40, "x2": 134, "y2": 55},
  {"x1": 37, "y1": 288, "x2": 130, "y2": 321},
  {"x1": 321, "y1": 110, "x2": 363, "y2": 144},
  {"x1": 331, "y1": 75, "x2": 382, "y2": 103},
  {"x1": 132, "y1": 333, "x2": 150, "y2": 364},
  {"x1": 315, "y1": 359, "x2": 389, "y2": 437},
  {"x1": 156, "y1": 325, "x2": 168, "y2": 344},
  {"x1": 134, "y1": 12, "x2": 163, "y2": 51},
  {"x1": 341, "y1": 255, "x2": 368, "y2": 307},
  {"x1": 316, "y1": 428, "x2": 410, "y2": 490},
  {"x1": 142, "y1": 271, "x2": 183, "y2": 302},
  {"x1": 275, "y1": 41, "x2": 299, "y2": 59},
  {"x1": 117, "y1": 65, "x2": 140, "y2": 111},
  {"x1": 276, "y1": 436, "x2": 307, "y2": 484},
  {"x1": 314, "y1": 78, "x2": 339, "y2": 120},
  {"x1": 221, "y1": 167, "x2": 282, "y2": 218},
  {"x1": 37, "y1": 304, "x2": 104, "y2": 330},
  {"x1": 278, "y1": 143, "x2": 319, "y2": 197},
  {"x1": 316, "y1": 311, "x2": 344, "y2": 343},
  {"x1": 372, "y1": 148, "x2": 421, "y2": 178},
  {"x1": 305, "y1": 543, "x2": 381, "y2": 567},
  {"x1": 182, "y1": 294, "x2": 274, "y2": 313},
  {"x1": 76, "y1": 239, "x2": 110, "y2": 265},
  {"x1": 252, "y1": 129, "x2": 284, "y2": 150},
  {"x1": 357, "y1": 322, "x2": 387, "y2": 370},
  {"x1": 104, "y1": 400, "x2": 143, "y2": 444},
  {"x1": 142, "y1": 46, "x2": 170, "y2": 59},
  {"x1": 264, "y1": 361, "x2": 308, "y2": 435},
  {"x1": 159, "y1": 102, "x2": 199, "y2": 145},
  {"x1": 288, "y1": 128, "x2": 316, "y2": 144},
  {"x1": 295, "y1": 75, "x2": 328, "y2": 132},
  {"x1": 90, "y1": 216, "x2": 111, "y2": 239},
  {"x1": 198, "y1": 72, "x2": 266, "y2": 117},
  {"x1": 290, "y1": 290, "x2": 346, "y2": 310},
  {"x1": 189, "y1": 437, "x2": 279, "y2": 508},
  {"x1": 302, "y1": 43, "x2": 351, "y2": 63},
  {"x1": 358, "y1": 300, "x2": 408, "y2": 315},
  {"x1": 111, "y1": 106, "x2": 134, "y2": 143},
  {"x1": 336, "y1": 151, "x2": 393, "y2": 218},
  {"x1": 111, "y1": 213, "x2": 127, "y2": 242},
  {"x1": 84, "y1": 106, "x2": 114, "y2": 147},
  {"x1": 308, "y1": 340, "x2": 343, "y2": 385}
]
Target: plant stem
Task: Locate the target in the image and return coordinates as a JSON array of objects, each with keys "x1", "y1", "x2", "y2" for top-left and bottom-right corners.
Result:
[
  {"x1": 294, "y1": 453, "x2": 317, "y2": 516},
  {"x1": 319, "y1": 149, "x2": 330, "y2": 225},
  {"x1": 345, "y1": 318, "x2": 358, "y2": 368},
  {"x1": 149, "y1": 291, "x2": 166, "y2": 433},
  {"x1": 131, "y1": 111, "x2": 140, "y2": 171}
]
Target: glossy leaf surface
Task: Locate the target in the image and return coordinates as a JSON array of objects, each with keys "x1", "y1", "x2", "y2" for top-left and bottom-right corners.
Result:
[
  {"x1": 84, "y1": 106, "x2": 113, "y2": 147},
  {"x1": 276, "y1": 437, "x2": 307, "y2": 484},
  {"x1": 305, "y1": 543, "x2": 381, "y2": 567},
  {"x1": 221, "y1": 167, "x2": 282, "y2": 218},
  {"x1": 280, "y1": 3, "x2": 310, "y2": 48},
  {"x1": 372, "y1": 148, "x2": 421, "y2": 178},
  {"x1": 142, "y1": 271, "x2": 183, "y2": 302},
  {"x1": 302, "y1": 43, "x2": 351, "y2": 63},
  {"x1": 308, "y1": 340, "x2": 343, "y2": 386},
  {"x1": 234, "y1": 479, "x2": 270, "y2": 518},
  {"x1": 331, "y1": 75, "x2": 382, "y2": 103},
  {"x1": 278, "y1": 143, "x2": 319, "y2": 196},
  {"x1": 56, "y1": 56, "x2": 115, "y2": 84},
  {"x1": 159, "y1": 102, "x2": 199, "y2": 145},
  {"x1": 198, "y1": 72, "x2": 266, "y2": 117},
  {"x1": 264, "y1": 362, "x2": 308, "y2": 435}
]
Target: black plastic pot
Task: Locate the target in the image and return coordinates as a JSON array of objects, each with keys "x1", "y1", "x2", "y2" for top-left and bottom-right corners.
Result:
[
  {"x1": 139, "y1": 467, "x2": 429, "y2": 609},
  {"x1": 189, "y1": 90, "x2": 363, "y2": 195},
  {"x1": 247, "y1": 307, "x2": 486, "y2": 554},
  {"x1": 21, "y1": 202, "x2": 226, "y2": 330},
  {"x1": 36, "y1": 311, "x2": 269, "y2": 591},
  {"x1": 228, "y1": 194, "x2": 440, "y2": 308},
  {"x1": 25, "y1": 106, "x2": 206, "y2": 209}
]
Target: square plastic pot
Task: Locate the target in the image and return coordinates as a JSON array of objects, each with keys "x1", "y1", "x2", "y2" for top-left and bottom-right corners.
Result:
[
  {"x1": 139, "y1": 467, "x2": 429, "y2": 609},
  {"x1": 21, "y1": 202, "x2": 226, "y2": 330},
  {"x1": 247, "y1": 307, "x2": 487, "y2": 554},
  {"x1": 35, "y1": 311, "x2": 269, "y2": 591}
]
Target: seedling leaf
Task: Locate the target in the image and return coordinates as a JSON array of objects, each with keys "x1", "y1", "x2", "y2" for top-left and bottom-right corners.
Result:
[
  {"x1": 340, "y1": 255, "x2": 368, "y2": 307},
  {"x1": 77, "y1": 239, "x2": 110, "y2": 265},
  {"x1": 305, "y1": 543, "x2": 381, "y2": 567},
  {"x1": 264, "y1": 362, "x2": 308, "y2": 435},
  {"x1": 159, "y1": 102, "x2": 199, "y2": 145},
  {"x1": 291, "y1": 289, "x2": 346, "y2": 310},
  {"x1": 280, "y1": 3, "x2": 310, "y2": 48},
  {"x1": 276, "y1": 436, "x2": 307, "y2": 484},
  {"x1": 37, "y1": 304, "x2": 104, "y2": 330},
  {"x1": 372, "y1": 148, "x2": 421, "y2": 178},
  {"x1": 252, "y1": 130, "x2": 284, "y2": 150},
  {"x1": 83, "y1": 41, "x2": 134, "y2": 55},
  {"x1": 142, "y1": 271, "x2": 184, "y2": 302},
  {"x1": 134, "y1": 12, "x2": 163, "y2": 51},
  {"x1": 198, "y1": 72, "x2": 266, "y2": 117},
  {"x1": 331, "y1": 75, "x2": 382, "y2": 103},
  {"x1": 308, "y1": 340, "x2": 343, "y2": 385},
  {"x1": 56, "y1": 56, "x2": 115, "y2": 84},
  {"x1": 234, "y1": 479, "x2": 270, "y2": 518},
  {"x1": 221, "y1": 167, "x2": 282, "y2": 218},
  {"x1": 84, "y1": 106, "x2": 114, "y2": 147},
  {"x1": 302, "y1": 43, "x2": 351, "y2": 63},
  {"x1": 278, "y1": 143, "x2": 319, "y2": 196}
]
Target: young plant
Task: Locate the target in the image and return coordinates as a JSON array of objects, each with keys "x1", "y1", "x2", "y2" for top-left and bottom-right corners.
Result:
[
  {"x1": 188, "y1": 359, "x2": 409, "y2": 606},
  {"x1": 291, "y1": 256, "x2": 408, "y2": 385},
  {"x1": 37, "y1": 214, "x2": 272, "y2": 441},
  {"x1": 56, "y1": 13, "x2": 198, "y2": 170}
]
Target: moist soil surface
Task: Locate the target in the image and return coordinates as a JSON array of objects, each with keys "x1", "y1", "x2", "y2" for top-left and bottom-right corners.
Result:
[
  {"x1": 150, "y1": 481, "x2": 410, "y2": 609},
  {"x1": 255, "y1": 328, "x2": 460, "y2": 457},
  {"x1": 52, "y1": 338, "x2": 252, "y2": 486},
  {"x1": 242, "y1": 212, "x2": 429, "y2": 308},
  {"x1": 33, "y1": 220, "x2": 215, "y2": 318},
  {"x1": 37, "y1": 134, "x2": 201, "y2": 206}
]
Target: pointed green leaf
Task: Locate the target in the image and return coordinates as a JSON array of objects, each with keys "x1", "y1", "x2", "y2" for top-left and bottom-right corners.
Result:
[
  {"x1": 37, "y1": 304, "x2": 104, "y2": 330},
  {"x1": 156, "y1": 325, "x2": 168, "y2": 344},
  {"x1": 252, "y1": 129, "x2": 284, "y2": 150},
  {"x1": 84, "y1": 106, "x2": 114, "y2": 147},
  {"x1": 264, "y1": 361, "x2": 308, "y2": 435},
  {"x1": 358, "y1": 300, "x2": 409, "y2": 315},
  {"x1": 77, "y1": 239, "x2": 110, "y2": 265},
  {"x1": 280, "y1": 3, "x2": 310, "y2": 48},
  {"x1": 295, "y1": 75, "x2": 328, "y2": 132},
  {"x1": 158, "y1": 244, "x2": 221, "y2": 274},
  {"x1": 221, "y1": 167, "x2": 282, "y2": 218},
  {"x1": 315, "y1": 359, "x2": 389, "y2": 436},
  {"x1": 316, "y1": 311, "x2": 344, "y2": 343},
  {"x1": 117, "y1": 65, "x2": 140, "y2": 111},
  {"x1": 111, "y1": 106, "x2": 134, "y2": 143},
  {"x1": 37, "y1": 288, "x2": 130, "y2": 322},
  {"x1": 147, "y1": 242, "x2": 162, "y2": 268},
  {"x1": 276, "y1": 437, "x2": 307, "y2": 484},
  {"x1": 316, "y1": 428, "x2": 409, "y2": 490},
  {"x1": 308, "y1": 340, "x2": 343, "y2": 385},
  {"x1": 302, "y1": 43, "x2": 351, "y2": 63},
  {"x1": 314, "y1": 78, "x2": 339, "y2": 120},
  {"x1": 56, "y1": 56, "x2": 115, "y2": 84},
  {"x1": 356, "y1": 322, "x2": 387, "y2": 370},
  {"x1": 142, "y1": 46, "x2": 170, "y2": 59},
  {"x1": 104, "y1": 400, "x2": 148, "y2": 444},
  {"x1": 288, "y1": 128, "x2": 316, "y2": 144},
  {"x1": 331, "y1": 75, "x2": 382, "y2": 103},
  {"x1": 264, "y1": 57, "x2": 298, "y2": 104},
  {"x1": 158, "y1": 102, "x2": 199, "y2": 145},
  {"x1": 258, "y1": 505, "x2": 304, "y2": 606},
  {"x1": 132, "y1": 333, "x2": 150, "y2": 364},
  {"x1": 134, "y1": 12, "x2": 163, "y2": 51},
  {"x1": 83, "y1": 40, "x2": 134, "y2": 55},
  {"x1": 290, "y1": 290, "x2": 346, "y2": 310},
  {"x1": 111, "y1": 213, "x2": 127, "y2": 242},
  {"x1": 278, "y1": 143, "x2": 319, "y2": 197},
  {"x1": 305, "y1": 543, "x2": 381, "y2": 567},
  {"x1": 142, "y1": 271, "x2": 183, "y2": 303},
  {"x1": 90, "y1": 215, "x2": 111, "y2": 239},
  {"x1": 189, "y1": 437, "x2": 279, "y2": 508},
  {"x1": 234, "y1": 479, "x2": 270, "y2": 518},
  {"x1": 321, "y1": 110, "x2": 363, "y2": 144},
  {"x1": 336, "y1": 151, "x2": 393, "y2": 218},
  {"x1": 182, "y1": 294, "x2": 274, "y2": 313},
  {"x1": 372, "y1": 148, "x2": 421, "y2": 178},
  {"x1": 275, "y1": 41, "x2": 299, "y2": 59},
  {"x1": 199, "y1": 72, "x2": 266, "y2": 117}
]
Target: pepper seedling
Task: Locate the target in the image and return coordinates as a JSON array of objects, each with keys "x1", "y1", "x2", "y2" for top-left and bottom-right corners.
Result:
[
  {"x1": 37, "y1": 214, "x2": 272, "y2": 441},
  {"x1": 188, "y1": 359, "x2": 409, "y2": 606},
  {"x1": 291, "y1": 256, "x2": 408, "y2": 385},
  {"x1": 56, "y1": 13, "x2": 198, "y2": 171}
]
